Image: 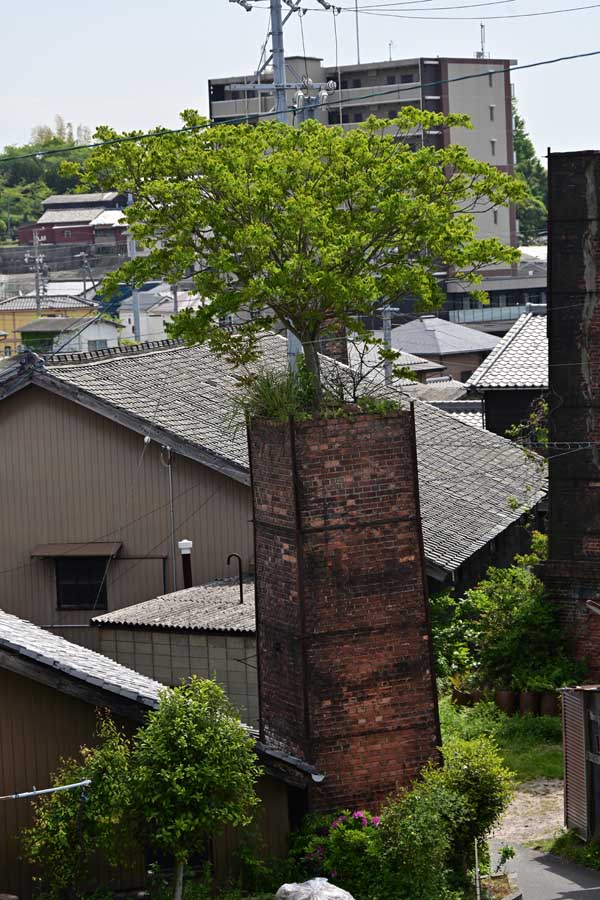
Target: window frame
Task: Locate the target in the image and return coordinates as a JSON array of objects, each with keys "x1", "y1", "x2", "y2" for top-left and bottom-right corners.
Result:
[{"x1": 55, "y1": 556, "x2": 109, "y2": 611}]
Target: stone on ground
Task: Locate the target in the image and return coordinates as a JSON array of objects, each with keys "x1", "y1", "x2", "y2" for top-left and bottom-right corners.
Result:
[{"x1": 275, "y1": 877, "x2": 355, "y2": 899}]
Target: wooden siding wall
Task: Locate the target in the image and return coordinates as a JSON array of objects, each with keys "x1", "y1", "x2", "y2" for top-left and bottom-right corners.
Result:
[
  {"x1": 0, "y1": 668, "x2": 143, "y2": 899},
  {"x1": 0, "y1": 386, "x2": 254, "y2": 644},
  {"x1": 98, "y1": 628, "x2": 259, "y2": 726}
]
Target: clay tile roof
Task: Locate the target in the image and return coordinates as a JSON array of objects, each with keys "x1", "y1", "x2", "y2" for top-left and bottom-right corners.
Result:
[
  {"x1": 0, "y1": 609, "x2": 163, "y2": 707},
  {"x1": 467, "y1": 313, "x2": 548, "y2": 390},
  {"x1": 92, "y1": 578, "x2": 256, "y2": 633},
  {"x1": 2, "y1": 335, "x2": 546, "y2": 577}
]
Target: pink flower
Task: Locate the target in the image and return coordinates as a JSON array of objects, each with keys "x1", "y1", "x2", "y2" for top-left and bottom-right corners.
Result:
[
  {"x1": 372, "y1": 816, "x2": 381, "y2": 827},
  {"x1": 352, "y1": 810, "x2": 365, "y2": 819}
]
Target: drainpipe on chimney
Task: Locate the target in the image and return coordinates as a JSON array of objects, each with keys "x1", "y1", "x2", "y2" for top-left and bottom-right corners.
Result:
[{"x1": 178, "y1": 539, "x2": 193, "y2": 589}]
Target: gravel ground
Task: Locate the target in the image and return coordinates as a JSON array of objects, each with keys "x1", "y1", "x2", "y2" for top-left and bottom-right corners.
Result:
[{"x1": 492, "y1": 779, "x2": 564, "y2": 845}]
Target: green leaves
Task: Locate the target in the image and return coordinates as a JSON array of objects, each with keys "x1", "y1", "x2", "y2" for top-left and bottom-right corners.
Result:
[{"x1": 81, "y1": 111, "x2": 525, "y2": 398}]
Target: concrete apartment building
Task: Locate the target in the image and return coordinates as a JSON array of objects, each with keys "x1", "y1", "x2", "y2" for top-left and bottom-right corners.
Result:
[{"x1": 209, "y1": 54, "x2": 516, "y2": 251}]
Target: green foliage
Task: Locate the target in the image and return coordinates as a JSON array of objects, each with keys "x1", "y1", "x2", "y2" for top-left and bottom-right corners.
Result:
[
  {"x1": 544, "y1": 831, "x2": 600, "y2": 870},
  {"x1": 133, "y1": 678, "x2": 261, "y2": 868},
  {"x1": 430, "y1": 533, "x2": 581, "y2": 693},
  {"x1": 22, "y1": 714, "x2": 135, "y2": 900},
  {"x1": 512, "y1": 103, "x2": 547, "y2": 243},
  {"x1": 495, "y1": 845, "x2": 515, "y2": 873},
  {"x1": 0, "y1": 116, "x2": 91, "y2": 231},
  {"x1": 233, "y1": 364, "x2": 315, "y2": 423},
  {"x1": 430, "y1": 737, "x2": 513, "y2": 878},
  {"x1": 275, "y1": 738, "x2": 510, "y2": 899},
  {"x1": 438, "y1": 696, "x2": 564, "y2": 782},
  {"x1": 77, "y1": 110, "x2": 525, "y2": 403},
  {"x1": 505, "y1": 398, "x2": 549, "y2": 453}
]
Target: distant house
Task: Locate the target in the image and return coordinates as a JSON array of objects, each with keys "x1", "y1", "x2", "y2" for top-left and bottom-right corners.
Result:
[
  {"x1": 0, "y1": 609, "x2": 310, "y2": 899},
  {"x1": 18, "y1": 316, "x2": 121, "y2": 355},
  {"x1": 389, "y1": 315, "x2": 499, "y2": 382},
  {"x1": 0, "y1": 294, "x2": 97, "y2": 355},
  {"x1": 0, "y1": 337, "x2": 546, "y2": 647},
  {"x1": 18, "y1": 192, "x2": 127, "y2": 246},
  {"x1": 118, "y1": 285, "x2": 205, "y2": 342},
  {"x1": 91, "y1": 578, "x2": 258, "y2": 725},
  {"x1": 467, "y1": 312, "x2": 547, "y2": 436}
]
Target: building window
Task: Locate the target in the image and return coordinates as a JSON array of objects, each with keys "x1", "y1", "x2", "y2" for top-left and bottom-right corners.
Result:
[
  {"x1": 4, "y1": 346, "x2": 11, "y2": 357},
  {"x1": 353, "y1": 112, "x2": 363, "y2": 122},
  {"x1": 342, "y1": 112, "x2": 350, "y2": 124},
  {"x1": 88, "y1": 340, "x2": 108, "y2": 350},
  {"x1": 401, "y1": 74, "x2": 414, "y2": 84},
  {"x1": 63, "y1": 230, "x2": 72, "y2": 238},
  {"x1": 341, "y1": 79, "x2": 348, "y2": 90},
  {"x1": 386, "y1": 75, "x2": 396, "y2": 85},
  {"x1": 488, "y1": 72, "x2": 493, "y2": 87},
  {"x1": 351, "y1": 78, "x2": 361, "y2": 88},
  {"x1": 489, "y1": 105, "x2": 495, "y2": 122},
  {"x1": 490, "y1": 139, "x2": 496, "y2": 157},
  {"x1": 328, "y1": 110, "x2": 340, "y2": 125},
  {"x1": 56, "y1": 557, "x2": 109, "y2": 610},
  {"x1": 493, "y1": 209, "x2": 499, "y2": 225}
]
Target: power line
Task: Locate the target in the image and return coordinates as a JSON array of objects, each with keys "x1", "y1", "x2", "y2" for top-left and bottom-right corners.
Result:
[
  {"x1": 1, "y1": 50, "x2": 600, "y2": 166},
  {"x1": 353, "y1": 1, "x2": 600, "y2": 17}
]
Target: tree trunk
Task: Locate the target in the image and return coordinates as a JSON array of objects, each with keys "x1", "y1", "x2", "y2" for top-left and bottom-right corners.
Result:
[
  {"x1": 172, "y1": 859, "x2": 185, "y2": 900},
  {"x1": 302, "y1": 339, "x2": 322, "y2": 409}
]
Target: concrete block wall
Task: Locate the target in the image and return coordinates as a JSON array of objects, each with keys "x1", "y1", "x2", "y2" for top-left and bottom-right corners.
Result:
[
  {"x1": 249, "y1": 410, "x2": 440, "y2": 811},
  {"x1": 97, "y1": 628, "x2": 259, "y2": 726}
]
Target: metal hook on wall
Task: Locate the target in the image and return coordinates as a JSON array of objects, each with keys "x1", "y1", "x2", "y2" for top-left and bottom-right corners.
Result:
[{"x1": 227, "y1": 553, "x2": 244, "y2": 605}]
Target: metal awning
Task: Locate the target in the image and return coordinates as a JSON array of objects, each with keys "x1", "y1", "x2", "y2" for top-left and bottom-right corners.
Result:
[{"x1": 31, "y1": 542, "x2": 122, "y2": 559}]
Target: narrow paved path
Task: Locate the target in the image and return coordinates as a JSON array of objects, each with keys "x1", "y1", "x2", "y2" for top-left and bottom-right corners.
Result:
[{"x1": 496, "y1": 844, "x2": 600, "y2": 899}]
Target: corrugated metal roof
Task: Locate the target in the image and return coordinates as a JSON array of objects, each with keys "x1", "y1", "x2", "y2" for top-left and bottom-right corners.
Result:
[
  {"x1": 37, "y1": 336, "x2": 546, "y2": 575},
  {"x1": 467, "y1": 313, "x2": 548, "y2": 390},
  {"x1": 92, "y1": 578, "x2": 256, "y2": 633},
  {"x1": 0, "y1": 609, "x2": 163, "y2": 707},
  {"x1": 391, "y1": 315, "x2": 499, "y2": 356}
]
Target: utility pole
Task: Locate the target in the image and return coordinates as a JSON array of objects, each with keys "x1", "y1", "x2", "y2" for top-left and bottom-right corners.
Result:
[
  {"x1": 172, "y1": 283, "x2": 179, "y2": 315},
  {"x1": 27, "y1": 231, "x2": 47, "y2": 315},
  {"x1": 228, "y1": 0, "x2": 337, "y2": 370},
  {"x1": 355, "y1": 0, "x2": 361, "y2": 64},
  {"x1": 126, "y1": 193, "x2": 141, "y2": 342},
  {"x1": 380, "y1": 304, "x2": 399, "y2": 385}
]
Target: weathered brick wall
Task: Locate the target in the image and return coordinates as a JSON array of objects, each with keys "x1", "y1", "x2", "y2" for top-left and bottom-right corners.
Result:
[
  {"x1": 545, "y1": 151, "x2": 600, "y2": 679},
  {"x1": 249, "y1": 410, "x2": 440, "y2": 811}
]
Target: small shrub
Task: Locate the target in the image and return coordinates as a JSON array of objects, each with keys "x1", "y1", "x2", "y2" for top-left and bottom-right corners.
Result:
[{"x1": 427, "y1": 736, "x2": 513, "y2": 878}]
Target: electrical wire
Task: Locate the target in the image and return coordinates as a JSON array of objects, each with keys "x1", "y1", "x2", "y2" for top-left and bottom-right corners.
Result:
[
  {"x1": 2, "y1": 50, "x2": 600, "y2": 165},
  {"x1": 353, "y1": 1, "x2": 600, "y2": 18}
]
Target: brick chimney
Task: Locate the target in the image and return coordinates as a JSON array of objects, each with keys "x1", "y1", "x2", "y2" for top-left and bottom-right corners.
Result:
[
  {"x1": 249, "y1": 408, "x2": 440, "y2": 811},
  {"x1": 544, "y1": 151, "x2": 600, "y2": 679}
]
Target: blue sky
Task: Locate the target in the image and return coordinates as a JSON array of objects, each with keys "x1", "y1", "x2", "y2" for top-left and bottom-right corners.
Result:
[{"x1": 1, "y1": 0, "x2": 599, "y2": 158}]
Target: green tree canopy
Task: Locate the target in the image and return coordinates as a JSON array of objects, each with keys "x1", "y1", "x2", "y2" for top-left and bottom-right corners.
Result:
[
  {"x1": 133, "y1": 677, "x2": 261, "y2": 900},
  {"x1": 513, "y1": 103, "x2": 547, "y2": 244},
  {"x1": 75, "y1": 109, "x2": 526, "y2": 401},
  {"x1": 0, "y1": 115, "x2": 91, "y2": 236}
]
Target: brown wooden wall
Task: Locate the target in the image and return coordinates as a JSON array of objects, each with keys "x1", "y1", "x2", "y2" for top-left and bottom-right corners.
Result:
[
  {"x1": 0, "y1": 385, "x2": 254, "y2": 646},
  {"x1": 0, "y1": 668, "x2": 292, "y2": 899},
  {"x1": 0, "y1": 668, "x2": 142, "y2": 898}
]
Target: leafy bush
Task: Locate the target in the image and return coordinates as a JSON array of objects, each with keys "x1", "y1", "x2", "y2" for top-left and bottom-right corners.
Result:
[
  {"x1": 279, "y1": 737, "x2": 511, "y2": 899},
  {"x1": 427, "y1": 737, "x2": 513, "y2": 879},
  {"x1": 22, "y1": 715, "x2": 135, "y2": 900}
]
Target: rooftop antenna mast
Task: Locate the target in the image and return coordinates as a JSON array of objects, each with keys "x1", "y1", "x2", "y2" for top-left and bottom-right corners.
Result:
[{"x1": 228, "y1": 0, "x2": 338, "y2": 370}]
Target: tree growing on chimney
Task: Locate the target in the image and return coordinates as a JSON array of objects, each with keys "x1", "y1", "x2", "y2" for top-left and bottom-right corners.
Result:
[{"x1": 73, "y1": 110, "x2": 526, "y2": 406}]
